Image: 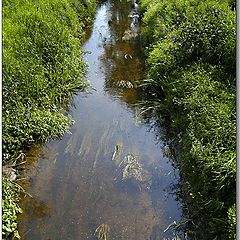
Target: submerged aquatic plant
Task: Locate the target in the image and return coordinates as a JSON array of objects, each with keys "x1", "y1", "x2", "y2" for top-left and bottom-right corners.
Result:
[
  {"x1": 116, "y1": 80, "x2": 135, "y2": 88},
  {"x1": 95, "y1": 223, "x2": 110, "y2": 240},
  {"x1": 111, "y1": 144, "x2": 123, "y2": 163},
  {"x1": 112, "y1": 146, "x2": 151, "y2": 190},
  {"x1": 122, "y1": 29, "x2": 138, "y2": 41},
  {"x1": 163, "y1": 237, "x2": 181, "y2": 240},
  {"x1": 117, "y1": 154, "x2": 143, "y2": 181}
]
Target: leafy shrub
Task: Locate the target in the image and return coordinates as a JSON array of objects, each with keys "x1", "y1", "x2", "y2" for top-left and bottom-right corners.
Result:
[
  {"x1": 140, "y1": 0, "x2": 198, "y2": 45},
  {"x1": 172, "y1": 6, "x2": 236, "y2": 76}
]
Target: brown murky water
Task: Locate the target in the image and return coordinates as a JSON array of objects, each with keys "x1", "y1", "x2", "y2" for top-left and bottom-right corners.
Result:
[{"x1": 18, "y1": 1, "x2": 182, "y2": 239}]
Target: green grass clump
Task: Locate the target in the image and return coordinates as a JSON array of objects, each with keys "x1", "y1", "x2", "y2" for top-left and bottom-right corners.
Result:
[
  {"x1": 3, "y1": 0, "x2": 97, "y2": 163},
  {"x1": 3, "y1": 107, "x2": 73, "y2": 163},
  {"x1": 2, "y1": 177, "x2": 23, "y2": 239},
  {"x1": 2, "y1": 0, "x2": 97, "y2": 238},
  {"x1": 139, "y1": 0, "x2": 236, "y2": 238}
]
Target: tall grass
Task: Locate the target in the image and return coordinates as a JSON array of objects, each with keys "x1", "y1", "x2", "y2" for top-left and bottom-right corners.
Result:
[
  {"x1": 2, "y1": 0, "x2": 97, "y2": 238},
  {"x1": 139, "y1": 0, "x2": 236, "y2": 238}
]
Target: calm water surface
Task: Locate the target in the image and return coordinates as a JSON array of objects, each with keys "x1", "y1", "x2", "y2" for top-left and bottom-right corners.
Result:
[{"x1": 18, "y1": 1, "x2": 183, "y2": 239}]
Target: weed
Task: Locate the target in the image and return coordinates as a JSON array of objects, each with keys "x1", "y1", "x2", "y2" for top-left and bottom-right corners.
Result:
[{"x1": 95, "y1": 223, "x2": 110, "y2": 240}]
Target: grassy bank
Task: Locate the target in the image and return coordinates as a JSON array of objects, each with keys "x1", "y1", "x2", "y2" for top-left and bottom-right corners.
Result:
[
  {"x1": 2, "y1": 0, "x2": 97, "y2": 238},
  {"x1": 138, "y1": 0, "x2": 236, "y2": 238}
]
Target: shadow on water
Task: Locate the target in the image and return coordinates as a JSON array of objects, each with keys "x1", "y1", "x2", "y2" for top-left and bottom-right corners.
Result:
[{"x1": 18, "y1": 1, "x2": 184, "y2": 239}]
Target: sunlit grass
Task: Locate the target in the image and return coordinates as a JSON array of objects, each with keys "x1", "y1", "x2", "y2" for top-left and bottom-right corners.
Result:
[
  {"x1": 2, "y1": 0, "x2": 97, "y2": 238},
  {"x1": 139, "y1": 0, "x2": 236, "y2": 238}
]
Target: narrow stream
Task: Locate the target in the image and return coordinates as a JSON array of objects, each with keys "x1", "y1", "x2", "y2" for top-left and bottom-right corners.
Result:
[{"x1": 18, "y1": 1, "x2": 183, "y2": 239}]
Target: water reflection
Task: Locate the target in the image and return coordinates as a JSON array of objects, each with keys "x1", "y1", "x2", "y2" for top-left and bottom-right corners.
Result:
[
  {"x1": 101, "y1": 0, "x2": 144, "y2": 104},
  {"x1": 18, "y1": 1, "x2": 183, "y2": 239}
]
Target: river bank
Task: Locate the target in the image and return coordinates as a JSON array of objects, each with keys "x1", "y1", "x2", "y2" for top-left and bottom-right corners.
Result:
[
  {"x1": 2, "y1": 0, "x2": 97, "y2": 238},
  {"x1": 16, "y1": 1, "x2": 184, "y2": 239},
  {"x1": 3, "y1": 0, "x2": 236, "y2": 239},
  {"x1": 138, "y1": 0, "x2": 236, "y2": 238}
]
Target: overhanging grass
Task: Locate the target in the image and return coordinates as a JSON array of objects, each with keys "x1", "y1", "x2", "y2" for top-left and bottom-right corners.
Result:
[
  {"x1": 2, "y1": 0, "x2": 97, "y2": 238},
  {"x1": 139, "y1": 0, "x2": 236, "y2": 238}
]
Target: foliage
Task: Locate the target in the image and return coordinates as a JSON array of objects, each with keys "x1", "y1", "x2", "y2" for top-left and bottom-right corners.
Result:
[
  {"x1": 228, "y1": 204, "x2": 236, "y2": 239},
  {"x1": 139, "y1": 0, "x2": 236, "y2": 238},
  {"x1": 2, "y1": 0, "x2": 97, "y2": 163},
  {"x1": 2, "y1": 177, "x2": 22, "y2": 239},
  {"x1": 2, "y1": 0, "x2": 97, "y2": 238},
  {"x1": 95, "y1": 223, "x2": 110, "y2": 240},
  {"x1": 3, "y1": 107, "x2": 73, "y2": 163}
]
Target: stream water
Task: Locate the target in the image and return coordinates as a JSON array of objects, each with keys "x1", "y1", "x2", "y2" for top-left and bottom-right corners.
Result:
[{"x1": 18, "y1": 1, "x2": 183, "y2": 239}]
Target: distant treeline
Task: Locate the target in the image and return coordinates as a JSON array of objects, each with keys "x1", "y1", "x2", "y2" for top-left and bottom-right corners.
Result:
[
  {"x1": 2, "y1": 0, "x2": 97, "y2": 238},
  {"x1": 138, "y1": 0, "x2": 236, "y2": 238}
]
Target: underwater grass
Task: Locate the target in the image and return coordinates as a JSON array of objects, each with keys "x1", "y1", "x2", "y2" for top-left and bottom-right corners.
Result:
[
  {"x1": 2, "y1": 0, "x2": 97, "y2": 238},
  {"x1": 139, "y1": 0, "x2": 236, "y2": 238}
]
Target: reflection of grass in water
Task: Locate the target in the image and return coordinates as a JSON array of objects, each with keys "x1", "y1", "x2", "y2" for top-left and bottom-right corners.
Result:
[
  {"x1": 111, "y1": 144, "x2": 123, "y2": 166},
  {"x1": 77, "y1": 130, "x2": 93, "y2": 158},
  {"x1": 134, "y1": 106, "x2": 143, "y2": 127},
  {"x1": 102, "y1": 121, "x2": 119, "y2": 155},
  {"x1": 99, "y1": 125, "x2": 111, "y2": 156},
  {"x1": 119, "y1": 118, "x2": 128, "y2": 133},
  {"x1": 64, "y1": 133, "x2": 79, "y2": 156},
  {"x1": 92, "y1": 146, "x2": 101, "y2": 175},
  {"x1": 95, "y1": 223, "x2": 110, "y2": 240}
]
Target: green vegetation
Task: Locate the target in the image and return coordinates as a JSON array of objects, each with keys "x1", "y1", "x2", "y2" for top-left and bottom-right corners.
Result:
[
  {"x1": 2, "y1": 0, "x2": 97, "y2": 238},
  {"x1": 2, "y1": 178, "x2": 23, "y2": 239},
  {"x1": 95, "y1": 223, "x2": 110, "y2": 240},
  {"x1": 139, "y1": 0, "x2": 236, "y2": 238}
]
